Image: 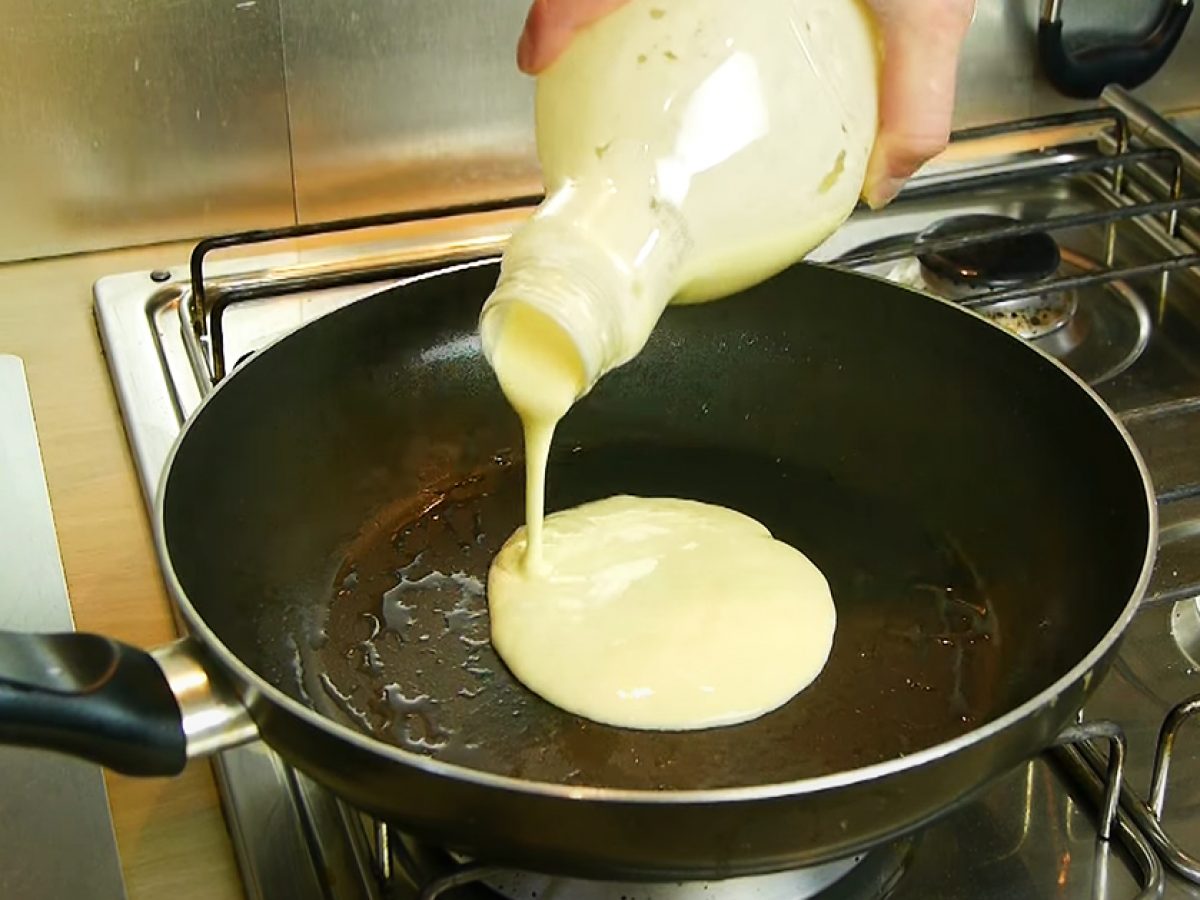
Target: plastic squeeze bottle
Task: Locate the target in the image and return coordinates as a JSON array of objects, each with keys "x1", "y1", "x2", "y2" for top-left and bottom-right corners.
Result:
[{"x1": 479, "y1": 0, "x2": 880, "y2": 569}]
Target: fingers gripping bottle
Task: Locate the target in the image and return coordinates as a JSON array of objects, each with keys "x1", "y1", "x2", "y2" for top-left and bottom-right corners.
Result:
[{"x1": 480, "y1": 0, "x2": 879, "y2": 555}]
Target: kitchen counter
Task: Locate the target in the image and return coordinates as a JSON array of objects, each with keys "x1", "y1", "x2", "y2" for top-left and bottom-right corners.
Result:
[{"x1": 0, "y1": 242, "x2": 244, "y2": 900}]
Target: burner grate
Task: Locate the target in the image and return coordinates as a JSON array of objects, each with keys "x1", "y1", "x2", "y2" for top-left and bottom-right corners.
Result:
[
  {"x1": 1113, "y1": 693, "x2": 1200, "y2": 883},
  {"x1": 178, "y1": 88, "x2": 1200, "y2": 393}
]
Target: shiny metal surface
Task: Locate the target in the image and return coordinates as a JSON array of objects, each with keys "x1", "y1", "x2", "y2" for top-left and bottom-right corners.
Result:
[
  {"x1": 1083, "y1": 593, "x2": 1200, "y2": 898},
  {"x1": 0, "y1": 0, "x2": 293, "y2": 264},
  {"x1": 212, "y1": 743, "x2": 382, "y2": 900},
  {"x1": 472, "y1": 855, "x2": 865, "y2": 900},
  {"x1": 277, "y1": 0, "x2": 1200, "y2": 223},
  {"x1": 279, "y1": 0, "x2": 541, "y2": 222},
  {"x1": 10, "y1": 0, "x2": 1200, "y2": 263},
  {"x1": 1053, "y1": 743, "x2": 1165, "y2": 900},
  {"x1": 150, "y1": 638, "x2": 257, "y2": 759},
  {"x1": 0, "y1": 356, "x2": 127, "y2": 900},
  {"x1": 1104, "y1": 86, "x2": 1200, "y2": 182},
  {"x1": 400, "y1": 841, "x2": 914, "y2": 900},
  {"x1": 274, "y1": 0, "x2": 1200, "y2": 223},
  {"x1": 476, "y1": 854, "x2": 869, "y2": 899},
  {"x1": 888, "y1": 749, "x2": 1166, "y2": 900},
  {"x1": 1146, "y1": 694, "x2": 1200, "y2": 875},
  {"x1": 383, "y1": 758, "x2": 1166, "y2": 899},
  {"x1": 955, "y1": 1, "x2": 1200, "y2": 129},
  {"x1": 92, "y1": 105, "x2": 1200, "y2": 898},
  {"x1": 1053, "y1": 720, "x2": 1126, "y2": 841},
  {"x1": 93, "y1": 211, "x2": 522, "y2": 504}
]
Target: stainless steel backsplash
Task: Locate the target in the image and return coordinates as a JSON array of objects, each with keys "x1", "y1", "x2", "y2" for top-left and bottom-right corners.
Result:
[
  {"x1": 2, "y1": 0, "x2": 1197, "y2": 263},
  {"x1": 0, "y1": 0, "x2": 295, "y2": 264}
]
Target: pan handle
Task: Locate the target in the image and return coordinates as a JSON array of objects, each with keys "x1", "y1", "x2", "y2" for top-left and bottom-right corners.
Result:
[
  {"x1": 1037, "y1": 0, "x2": 1193, "y2": 100},
  {"x1": 0, "y1": 632, "x2": 257, "y2": 776}
]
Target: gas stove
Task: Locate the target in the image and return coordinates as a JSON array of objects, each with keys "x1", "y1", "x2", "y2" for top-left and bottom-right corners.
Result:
[{"x1": 96, "y1": 86, "x2": 1200, "y2": 899}]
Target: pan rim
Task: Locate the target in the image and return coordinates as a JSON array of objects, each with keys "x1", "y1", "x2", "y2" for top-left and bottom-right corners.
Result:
[{"x1": 153, "y1": 258, "x2": 1159, "y2": 806}]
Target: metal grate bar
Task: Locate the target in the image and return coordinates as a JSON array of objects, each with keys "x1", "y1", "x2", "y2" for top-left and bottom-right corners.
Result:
[
  {"x1": 949, "y1": 107, "x2": 1127, "y2": 144},
  {"x1": 1056, "y1": 740, "x2": 1165, "y2": 900},
  {"x1": 186, "y1": 194, "x2": 540, "y2": 338},
  {"x1": 834, "y1": 197, "x2": 1200, "y2": 270},
  {"x1": 1056, "y1": 748, "x2": 1166, "y2": 900},
  {"x1": 202, "y1": 256, "x2": 500, "y2": 383},
  {"x1": 178, "y1": 89, "x2": 1200, "y2": 403},
  {"x1": 1116, "y1": 694, "x2": 1200, "y2": 884},
  {"x1": 1054, "y1": 720, "x2": 1127, "y2": 841},
  {"x1": 962, "y1": 252, "x2": 1200, "y2": 306},
  {"x1": 894, "y1": 146, "x2": 1178, "y2": 205}
]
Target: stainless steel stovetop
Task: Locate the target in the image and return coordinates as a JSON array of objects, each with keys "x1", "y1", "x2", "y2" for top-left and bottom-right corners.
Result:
[{"x1": 96, "y1": 86, "x2": 1200, "y2": 900}]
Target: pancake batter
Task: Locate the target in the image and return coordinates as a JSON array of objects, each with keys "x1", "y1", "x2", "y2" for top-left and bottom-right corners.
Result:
[
  {"x1": 489, "y1": 495, "x2": 836, "y2": 730},
  {"x1": 484, "y1": 288, "x2": 836, "y2": 730},
  {"x1": 486, "y1": 304, "x2": 586, "y2": 575}
]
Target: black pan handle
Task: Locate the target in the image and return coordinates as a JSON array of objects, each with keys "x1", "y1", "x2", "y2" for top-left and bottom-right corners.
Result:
[
  {"x1": 1037, "y1": 0, "x2": 1193, "y2": 99},
  {"x1": 0, "y1": 630, "x2": 187, "y2": 777}
]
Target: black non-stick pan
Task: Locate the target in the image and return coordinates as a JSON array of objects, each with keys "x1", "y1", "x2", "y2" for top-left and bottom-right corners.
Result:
[{"x1": 0, "y1": 259, "x2": 1154, "y2": 879}]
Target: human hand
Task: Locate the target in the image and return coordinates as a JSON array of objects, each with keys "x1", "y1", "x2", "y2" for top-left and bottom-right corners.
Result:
[{"x1": 516, "y1": 0, "x2": 976, "y2": 208}]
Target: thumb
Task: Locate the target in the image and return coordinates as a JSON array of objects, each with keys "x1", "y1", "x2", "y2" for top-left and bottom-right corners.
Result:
[
  {"x1": 863, "y1": 0, "x2": 975, "y2": 208},
  {"x1": 518, "y1": 0, "x2": 632, "y2": 74}
]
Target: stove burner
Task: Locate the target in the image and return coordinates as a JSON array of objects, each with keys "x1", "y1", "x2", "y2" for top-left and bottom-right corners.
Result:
[
  {"x1": 918, "y1": 214, "x2": 1060, "y2": 290},
  {"x1": 916, "y1": 214, "x2": 1075, "y2": 341},
  {"x1": 395, "y1": 835, "x2": 914, "y2": 900}
]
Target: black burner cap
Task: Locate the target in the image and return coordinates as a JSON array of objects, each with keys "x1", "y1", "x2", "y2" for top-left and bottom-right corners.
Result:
[{"x1": 917, "y1": 214, "x2": 1060, "y2": 291}]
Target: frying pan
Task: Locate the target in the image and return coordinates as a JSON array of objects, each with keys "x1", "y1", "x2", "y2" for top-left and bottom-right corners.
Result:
[{"x1": 0, "y1": 259, "x2": 1155, "y2": 879}]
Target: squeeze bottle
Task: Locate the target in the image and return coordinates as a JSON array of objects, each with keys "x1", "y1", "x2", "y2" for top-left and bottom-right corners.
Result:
[{"x1": 480, "y1": 0, "x2": 880, "y2": 399}]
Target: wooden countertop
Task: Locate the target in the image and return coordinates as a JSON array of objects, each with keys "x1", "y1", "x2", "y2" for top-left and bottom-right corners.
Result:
[{"x1": 0, "y1": 242, "x2": 244, "y2": 900}]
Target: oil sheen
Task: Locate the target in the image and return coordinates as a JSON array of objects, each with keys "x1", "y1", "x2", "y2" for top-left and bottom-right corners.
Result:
[{"x1": 313, "y1": 443, "x2": 1002, "y2": 788}]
